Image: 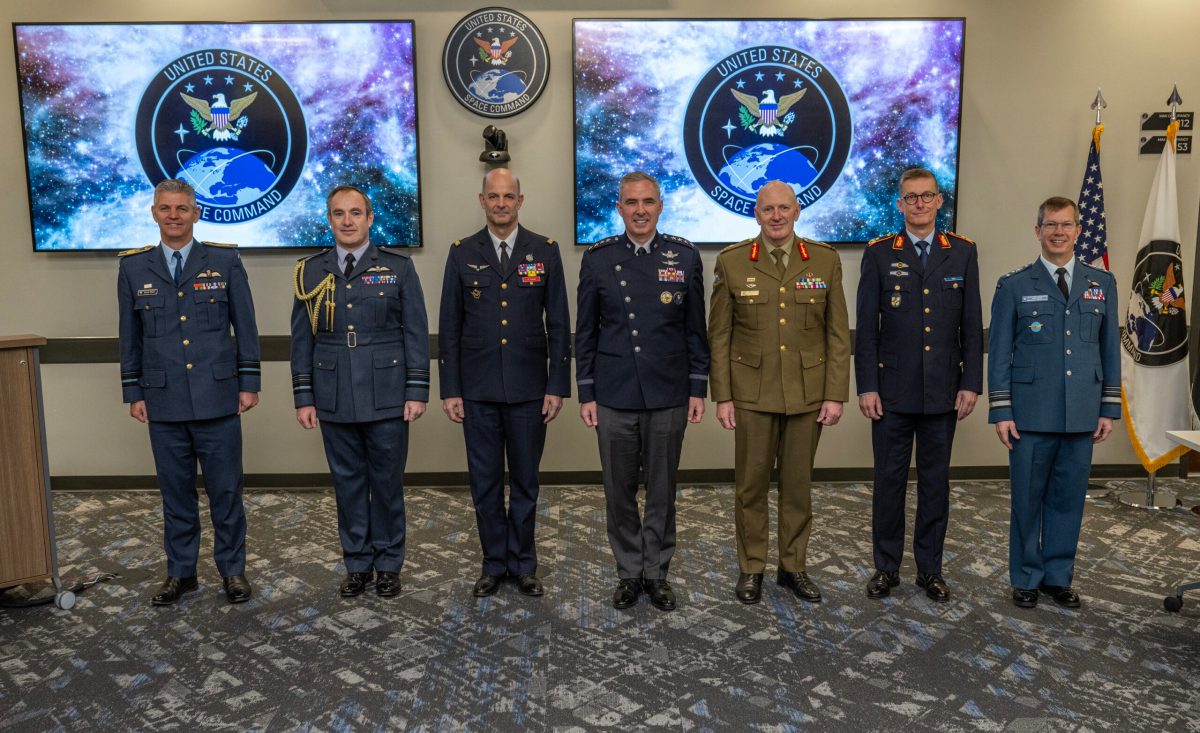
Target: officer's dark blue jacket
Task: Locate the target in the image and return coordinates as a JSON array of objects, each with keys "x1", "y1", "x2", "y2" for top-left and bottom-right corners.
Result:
[
  {"x1": 438, "y1": 225, "x2": 571, "y2": 402},
  {"x1": 988, "y1": 260, "x2": 1121, "y2": 432},
  {"x1": 575, "y1": 232, "x2": 709, "y2": 410},
  {"x1": 855, "y1": 230, "x2": 983, "y2": 413},
  {"x1": 290, "y1": 244, "x2": 430, "y2": 422},
  {"x1": 118, "y1": 241, "x2": 261, "y2": 421}
]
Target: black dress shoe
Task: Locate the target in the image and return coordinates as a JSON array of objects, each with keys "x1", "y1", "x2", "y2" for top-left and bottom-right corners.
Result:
[
  {"x1": 642, "y1": 579, "x2": 677, "y2": 611},
  {"x1": 1039, "y1": 584, "x2": 1081, "y2": 608},
  {"x1": 1012, "y1": 588, "x2": 1038, "y2": 608},
  {"x1": 339, "y1": 571, "x2": 373, "y2": 598},
  {"x1": 777, "y1": 569, "x2": 822, "y2": 603},
  {"x1": 151, "y1": 576, "x2": 198, "y2": 606},
  {"x1": 517, "y1": 575, "x2": 544, "y2": 597},
  {"x1": 866, "y1": 570, "x2": 900, "y2": 599},
  {"x1": 473, "y1": 574, "x2": 503, "y2": 597},
  {"x1": 222, "y1": 575, "x2": 252, "y2": 604},
  {"x1": 375, "y1": 571, "x2": 401, "y2": 597},
  {"x1": 612, "y1": 578, "x2": 640, "y2": 609},
  {"x1": 916, "y1": 572, "x2": 950, "y2": 603},
  {"x1": 735, "y1": 573, "x2": 763, "y2": 604}
]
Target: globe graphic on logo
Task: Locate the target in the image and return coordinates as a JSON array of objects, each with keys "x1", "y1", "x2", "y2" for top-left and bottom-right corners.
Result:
[
  {"x1": 718, "y1": 143, "x2": 819, "y2": 199},
  {"x1": 176, "y1": 147, "x2": 277, "y2": 207},
  {"x1": 469, "y1": 69, "x2": 528, "y2": 103}
]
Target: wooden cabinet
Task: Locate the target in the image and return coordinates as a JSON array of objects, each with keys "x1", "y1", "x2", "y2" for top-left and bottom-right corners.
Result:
[{"x1": 0, "y1": 335, "x2": 55, "y2": 589}]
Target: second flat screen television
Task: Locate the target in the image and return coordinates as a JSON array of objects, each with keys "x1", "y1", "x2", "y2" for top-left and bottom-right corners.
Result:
[{"x1": 574, "y1": 18, "x2": 966, "y2": 245}]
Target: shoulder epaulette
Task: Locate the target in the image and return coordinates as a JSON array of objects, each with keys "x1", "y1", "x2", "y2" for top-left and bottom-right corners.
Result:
[
  {"x1": 587, "y1": 235, "x2": 622, "y2": 252},
  {"x1": 204, "y1": 241, "x2": 238, "y2": 248},
  {"x1": 720, "y1": 238, "x2": 754, "y2": 254},
  {"x1": 661, "y1": 233, "x2": 695, "y2": 248},
  {"x1": 801, "y1": 237, "x2": 834, "y2": 251},
  {"x1": 867, "y1": 233, "x2": 894, "y2": 247},
  {"x1": 377, "y1": 246, "x2": 412, "y2": 259},
  {"x1": 296, "y1": 250, "x2": 325, "y2": 263},
  {"x1": 944, "y1": 231, "x2": 975, "y2": 245},
  {"x1": 546, "y1": 237, "x2": 557, "y2": 246},
  {"x1": 452, "y1": 239, "x2": 461, "y2": 247},
  {"x1": 117, "y1": 245, "x2": 155, "y2": 257},
  {"x1": 997, "y1": 263, "x2": 1033, "y2": 286}
]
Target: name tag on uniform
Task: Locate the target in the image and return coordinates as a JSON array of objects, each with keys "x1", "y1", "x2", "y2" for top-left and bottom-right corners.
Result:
[
  {"x1": 137, "y1": 288, "x2": 158, "y2": 296},
  {"x1": 1022, "y1": 294, "x2": 1049, "y2": 302},
  {"x1": 739, "y1": 290, "x2": 760, "y2": 297},
  {"x1": 1082, "y1": 288, "x2": 1106, "y2": 301}
]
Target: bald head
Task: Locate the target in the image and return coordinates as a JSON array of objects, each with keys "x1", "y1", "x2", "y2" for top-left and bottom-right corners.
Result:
[
  {"x1": 754, "y1": 180, "x2": 801, "y2": 247},
  {"x1": 481, "y1": 167, "x2": 521, "y2": 195},
  {"x1": 479, "y1": 167, "x2": 524, "y2": 237},
  {"x1": 755, "y1": 180, "x2": 795, "y2": 206}
]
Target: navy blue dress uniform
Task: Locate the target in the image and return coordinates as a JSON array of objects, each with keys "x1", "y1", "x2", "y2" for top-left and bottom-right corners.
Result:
[
  {"x1": 855, "y1": 230, "x2": 982, "y2": 579},
  {"x1": 290, "y1": 244, "x2": 430, "y2": 576},
  {"x1": 117, "y1": 241, "x2": 261, "y2": 579},
  {"x1": 575, "y1": 232, "x2": 709, "y2": 581},
  {"x1": 437, "y1": 225, "x2": 571, "y2": 579},
  {"x1": 988, "y1": 259, "x2": 1121, "y2": 591}
]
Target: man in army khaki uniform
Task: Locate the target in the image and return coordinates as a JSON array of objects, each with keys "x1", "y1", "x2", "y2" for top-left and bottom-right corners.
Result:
[{"x1": 709, "y1": 180, "x2": 851, "y2": 605}]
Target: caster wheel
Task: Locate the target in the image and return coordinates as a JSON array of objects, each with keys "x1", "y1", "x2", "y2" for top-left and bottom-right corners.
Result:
[
  {"x1": 1164, "y1": 595, "x2": 1183, "y2": 613},
  {"x1": 55, "y1": 591, "x2": 76, "y2": 610}
]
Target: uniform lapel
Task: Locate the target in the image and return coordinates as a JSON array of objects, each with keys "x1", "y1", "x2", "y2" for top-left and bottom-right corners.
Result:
[
  {"x1": 754, "y1": 240, "x2": 785, "y2": 281},
  {"x1": 148, "y1": 244, "x2": 174, "y2": 284},
  {"x1": 1067, "y1": 263, "x2": 1089, "y2": 306},
  {"x1": 1029, "y1": 260, "x2": 1064, "y2": 303},
  {"x1": 902, "y1": 232, "x2": 926, "y2": 275},
  {"x1": 180, "y1": 242, "x2": 209, "y2": 284},
  {"x1": 322, "y1": 247, "x2": 343, "y2": 281},
  {"x1": 781, "y1": 238, "x2": 810, "y2": 284},
  {"x1": 471, "y1": 228, "x2": 503, "y2": 278},
  {"x1": 507, "y1": 226, "x2": 532, "y2": 280},
  {"x1": 924, "y1": 232, "x2": 950, "y2": 278},
  {"x1": 353, "y1": 244, "x2": 382, "y2": 280}
]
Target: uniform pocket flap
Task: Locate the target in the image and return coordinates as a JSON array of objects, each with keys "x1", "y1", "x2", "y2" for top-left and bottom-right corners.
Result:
[
  {"x1": 796, "y1": 289, "x2": 828, "y2": 304},
  {"x1": 373, "y1": 350, "x2": 403, "y2": 368},
  {"x1": 1011, "y1": 366, "x2": 1035, "y2": 383},
  {"x1": 314, "y1": 350, "x2": 338, "y2": 370},
  {"x1": 139, "y1": 369, "x2": 166, "y2": 388},
  {"x1": 461, "y1": 273, "x2": 491, "y2": 287},
  {"x1": 138, "y1": 295, "x2": 165, "y2": 309},
  {"x1": 212, "y1": 361, "x2": 236, "y2": 380},
  {"x1": 732, "y1": 349, "x2": 761, "y2": 368},
  {"x1": 801, "y1": 350, "x2": 826, "y2": 369},
  {"x1": 193, "y1": 289, "x2": 228, "y2": 302}
]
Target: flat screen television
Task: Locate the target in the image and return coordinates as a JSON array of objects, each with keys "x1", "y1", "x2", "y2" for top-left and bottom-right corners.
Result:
[
  {"x1": 573, "y1": 18, "x2": 965, "y2": 245},
  {"x1": 13, "y1": 21, "x2": 422, "y2": 251}
]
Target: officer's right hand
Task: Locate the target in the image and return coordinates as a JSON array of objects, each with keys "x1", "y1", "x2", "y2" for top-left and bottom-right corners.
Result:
[
  {"x1": 443, "y1": 397, "x2": 465, "y2": 424},
  {"x1": 296, "y1": 406, "x2": 318, "y2": 430},
  {"x1": 580, "y1": 401, "x2": 598, "y2": 428},
  {"x1": 716, "y1": 401, "x2": 736, "y2": 430},
  {"x1": 129, "y1": 400, "x2": 148, "y2": 424},
  {"x1": 995, "y1": 420, "x2": 1020, "y2": 450},
  {"x1": 858, "y1": 392, "x2": 883, "y2": 420}
]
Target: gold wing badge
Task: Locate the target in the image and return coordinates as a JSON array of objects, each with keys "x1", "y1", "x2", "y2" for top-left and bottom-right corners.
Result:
[
  {"x1": 180, "y1": 91, "x2": 258, "y2": 142},
  {"x1": 730, "y1": 87, "x2": 807, "y2": 138}
]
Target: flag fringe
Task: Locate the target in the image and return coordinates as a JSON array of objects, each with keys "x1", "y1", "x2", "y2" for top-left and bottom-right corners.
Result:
[{"x1": 1121, "y1": 388, "x2": 1191, "y2": 473}]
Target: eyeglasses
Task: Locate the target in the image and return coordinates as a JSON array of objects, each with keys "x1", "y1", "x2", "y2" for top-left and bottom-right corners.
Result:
[
  {"x1": 1039, "y1": 221, "x2": 1078, "y2": 232},
  {"x1": 900, "y1": 191, "x2": 939, "y2": 205}
]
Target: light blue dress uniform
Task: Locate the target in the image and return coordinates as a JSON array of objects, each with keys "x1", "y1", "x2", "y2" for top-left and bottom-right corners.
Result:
[
  {"x1": 118, "y1": 240, "x2": 261, "y2": 578},
  {"x1": 290, "y1": 243, "x2": 430, "y2": 575},
  {"x1": 987, "y1": 258, "x2": 1121, "y2": 589}
]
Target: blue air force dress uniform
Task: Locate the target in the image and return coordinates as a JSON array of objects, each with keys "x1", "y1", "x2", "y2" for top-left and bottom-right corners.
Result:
[
  {"x1": 290, "y1": 244, "x2": 430, "y2": 575},
  {"x1": 574, "y1": 233, "x2": 710, "y2": 581},
  {"x1": 855, "y1": 230, "x2": 982, "y2": 576},
  {"x1": 437, "y1": 225, "x2": 571, "y2": 578},
  {"x1": 118, "y1": 240, "x2": 261, "y2": 578},
  {"x1": 987, "y1": 259, "x2": 1121, "y2": 590}
]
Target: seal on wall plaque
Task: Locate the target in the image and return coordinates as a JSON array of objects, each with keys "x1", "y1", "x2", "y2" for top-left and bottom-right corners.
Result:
[{"x1": 442, "y1": 7, "x2": 549, "y2": 118}]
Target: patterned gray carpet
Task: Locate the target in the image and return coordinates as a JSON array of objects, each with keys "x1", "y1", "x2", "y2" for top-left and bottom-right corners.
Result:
[{"x1": 2, "y1": 480, "x2": 1199, "y2": 732}]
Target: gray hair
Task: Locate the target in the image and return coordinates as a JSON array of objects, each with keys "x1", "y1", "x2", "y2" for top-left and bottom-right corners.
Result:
[
  {"x1": 153, "y1": 179, "x2": 196, "y2": 206},
  {"x1": 618, "y1": 171, "x2": 661, "y2": 199},
  {"x1": 898, "y1": 168, "x2": 938, "y2": 194}
]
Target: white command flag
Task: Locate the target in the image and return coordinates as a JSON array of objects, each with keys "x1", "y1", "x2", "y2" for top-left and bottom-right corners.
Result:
[{"x1": 1120, "y1": 120, "x2": 1198, "y2": 472}]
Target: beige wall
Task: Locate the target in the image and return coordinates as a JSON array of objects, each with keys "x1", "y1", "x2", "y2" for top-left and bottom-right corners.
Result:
[{"x1": 2, "y1": 1, "x2": 1197, "y2": 476}]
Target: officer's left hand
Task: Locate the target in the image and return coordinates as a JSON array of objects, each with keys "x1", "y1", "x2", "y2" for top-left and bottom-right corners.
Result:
[
  {"x1": 688, "y1": 397, "x2": 705, "y2": 424},
  {"x1": 1093, "y1": 417, "x2": 1114, "y2": 444},
  {"x1": 404, "y1": 400, "x2": 426, "y2": 422},
  {"x1": 238, "y1": 391, "x2": 259, "y2": 415},
  {"x1": 817, "y1": 400, "x2": 843, "y2": 426},
  {"x1": 954, "y1": 390, "x2": 978, "y2": 421},
  {"x1": 542, "y1": 395, "x2": 563, "y2": 424}
]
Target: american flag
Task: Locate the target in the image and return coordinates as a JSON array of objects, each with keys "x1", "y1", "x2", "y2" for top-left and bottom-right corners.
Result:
[{"x1": 1075, "y1": 125, "x2": 1109, "y2": 269}]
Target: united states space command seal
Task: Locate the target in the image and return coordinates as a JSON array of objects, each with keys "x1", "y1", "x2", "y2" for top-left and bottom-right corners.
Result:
[
  {"x1": 1123, "y1": 240, "x2": 1189, "y2": 367},
  {"x1": 135, "y1": 49, "x2": 307, "y2": 224},
  {"x1": 683, "y1": 45, "x2": 852, "y2": 217},
  {"x1": 442, "y1": 7, "x2": 549, "y2": 118}
]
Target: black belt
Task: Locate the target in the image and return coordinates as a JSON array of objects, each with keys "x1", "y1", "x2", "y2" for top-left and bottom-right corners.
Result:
[{"x1": 315, "y1": 329, "x2": 403, "y2": 348}]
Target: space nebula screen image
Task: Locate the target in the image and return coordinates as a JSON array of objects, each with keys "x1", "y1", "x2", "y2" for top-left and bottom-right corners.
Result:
[
  {"x1": 573, "y1": 19, "x2": 965, "y2": 245},
  {"x1": 13, "y1": 21, "x2": 422, "y2": 251}
]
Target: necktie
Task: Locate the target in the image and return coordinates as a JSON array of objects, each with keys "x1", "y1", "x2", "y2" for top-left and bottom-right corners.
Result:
[
  {"x1": 172, "y1": 251, "x2": 183, "y2": 285},
  {"x1": 917, "y1": 242, "x2": 929, "y2": 267},
  {"x1": 1056, "y1": 267, "x2": 1069, "y2": 299},
  {"x1": 770, "y1": 247, "x2": 786, "y2": 277},
  {"x1": 634, "y1": 245, "x2": 647, "y2": 256},
  {"x1": 343, "y1": 253, "x2": 355, "y2": 279},
  {"x1": 499, "y1": 241, "x2": 510, "y2": 271}
]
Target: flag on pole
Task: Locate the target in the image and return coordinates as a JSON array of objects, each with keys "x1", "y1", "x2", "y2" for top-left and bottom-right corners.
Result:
[
  {"x1": 1121, "y1": 120, "x2": 1197, "y2": 471},
  {"x1": 1075, "y1": 124, "x2": 1109, "y2": 269}
]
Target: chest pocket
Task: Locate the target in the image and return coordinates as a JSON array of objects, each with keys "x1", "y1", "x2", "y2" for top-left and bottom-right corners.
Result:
[
  {"x1": 941, "y1": 278, "x2": 964, "y2": 309},
  {"x1": 137, "y1": 295, "x2": 165, "y2": 337},
  {"x1": 795, "y1": 288, "x2": 827, "y2": 328},
  {"x1": 884, "y1": 278, "x2": 912, "y2": 311},
  {"x1": 1016, "y1": 300, "x2": 1056, "y2": 344},
  {"x1": 733, "y1": 289, "x2": 768, "y2": 330},
  {"x1": 193, "y1": 288, "x2": 229, "y2": 331},
  {"x1": 1079, "y1": 309, "x2": 1102, "y2": 342}
]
